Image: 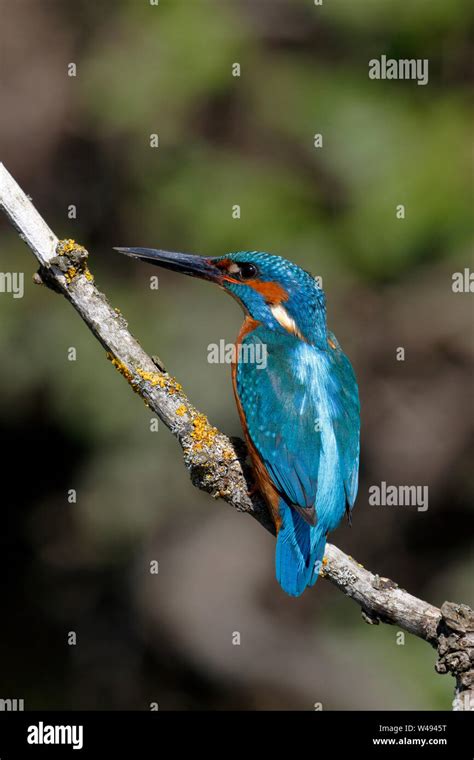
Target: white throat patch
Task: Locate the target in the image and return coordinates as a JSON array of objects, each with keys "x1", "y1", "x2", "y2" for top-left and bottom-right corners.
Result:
[{"x1": 270, "y1": 304, "x2": 304, "y2": 340}]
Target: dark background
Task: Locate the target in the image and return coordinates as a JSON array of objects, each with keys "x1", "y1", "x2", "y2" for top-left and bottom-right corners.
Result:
[{"x1": 0, "y1": 0, "x2": 472, "y2": 710}]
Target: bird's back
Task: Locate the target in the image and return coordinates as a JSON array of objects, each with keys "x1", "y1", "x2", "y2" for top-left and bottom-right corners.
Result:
[{"x1": 234, "y1": 324, "x2": 359, "y2": 595}]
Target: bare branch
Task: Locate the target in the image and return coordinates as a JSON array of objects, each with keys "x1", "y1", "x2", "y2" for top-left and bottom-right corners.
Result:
[{"x1": 1, "y1": 163, "x2": 472, "y2": 710}]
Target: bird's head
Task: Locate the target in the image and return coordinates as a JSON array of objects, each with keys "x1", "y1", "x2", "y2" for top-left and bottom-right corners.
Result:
[{"x1": 114, "y1": 247, "x2": 327, "y2": 345}]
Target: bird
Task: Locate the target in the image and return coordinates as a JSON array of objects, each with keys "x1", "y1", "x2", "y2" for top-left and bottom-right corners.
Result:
[{"x1": 114, "y1": 247, "x2": 360, "y2": 597}]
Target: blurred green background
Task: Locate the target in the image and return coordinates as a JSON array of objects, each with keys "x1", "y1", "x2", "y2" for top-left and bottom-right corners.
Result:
[{"x1": 0, "y1": 0, "x2": 472, "y2": 710}]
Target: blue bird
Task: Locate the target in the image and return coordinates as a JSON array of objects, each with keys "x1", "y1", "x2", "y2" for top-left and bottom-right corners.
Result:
[{"x1": 115, "y1": 247, "x2": 360, "y2": 597}]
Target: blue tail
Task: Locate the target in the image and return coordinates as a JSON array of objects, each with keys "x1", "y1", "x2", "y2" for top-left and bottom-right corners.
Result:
[{"x1": 275, "y1": 499, "x2": 326, "y2": 597}]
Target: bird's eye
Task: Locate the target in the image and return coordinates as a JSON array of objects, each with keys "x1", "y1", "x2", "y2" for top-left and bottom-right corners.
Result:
[{"x1": 237, "y1": 262, "x2": 258, "y2": 280}]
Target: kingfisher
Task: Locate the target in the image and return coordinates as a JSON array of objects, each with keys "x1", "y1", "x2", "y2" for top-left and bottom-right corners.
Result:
[{"x1": 114, "y1": 247, "x2": 360, "y2": 597}]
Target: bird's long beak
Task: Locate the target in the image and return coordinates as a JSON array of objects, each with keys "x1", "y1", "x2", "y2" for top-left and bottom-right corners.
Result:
[{"x1": 114, "y1": 247, "x2": 222, "y2": 283}]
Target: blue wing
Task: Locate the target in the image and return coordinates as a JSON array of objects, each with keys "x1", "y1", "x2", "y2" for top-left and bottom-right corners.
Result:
[
  {"x1": 236, "y1": 326, "x2": 359, "y2": 526},
  {"x1": 326, "y1": 330, "x2": 360, "y2": 513},
  {"x1": 236, "y1": 328, "x2": 321, "y2": 517}
]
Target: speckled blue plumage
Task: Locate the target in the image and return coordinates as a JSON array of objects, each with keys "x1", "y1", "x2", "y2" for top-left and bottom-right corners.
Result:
[{"x1": 227, "y1": 252, "x2": 360, "y2": 597}]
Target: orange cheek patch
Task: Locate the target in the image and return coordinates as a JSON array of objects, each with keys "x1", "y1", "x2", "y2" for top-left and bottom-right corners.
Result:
[
  {"x1": 247, "y1": 280, "x2": 289, "y2": 304},
  {"x1": 221, "y1": 274, "x2": 289, "y2": 306}
]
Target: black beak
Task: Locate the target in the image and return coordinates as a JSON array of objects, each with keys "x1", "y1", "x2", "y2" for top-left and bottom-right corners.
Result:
[{"x1": 113, "y1": 247, "x2": 222, "y2": 283}]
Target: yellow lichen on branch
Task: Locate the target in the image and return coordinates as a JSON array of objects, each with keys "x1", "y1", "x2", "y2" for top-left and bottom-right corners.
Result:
[
  {"x1": 106, "y1": 353, "x2": 134, "y2": 384},
  {"x1": 57, "y1": 239, "x2": 94, "y2": 284},
  {"x1": 57, "y1": 239, "x2": 84, "y2": 257},
  {"x1": 136, "y1": 367, "x2": 183, "y2": 395},
  {"x1": 106, "y1": 357, "x2": 185, "y2": 409},
  {"x1": 136, "y1": 368, "x2": 166, "y2": 387},
  {"x1": 190, "y1": 413, "x2": 218, "y2": 451}
]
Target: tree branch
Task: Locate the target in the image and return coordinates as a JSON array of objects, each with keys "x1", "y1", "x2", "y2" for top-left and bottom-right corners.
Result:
[{"x1": 0, "y1": 162, "x2": 472, "y2": 710}]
